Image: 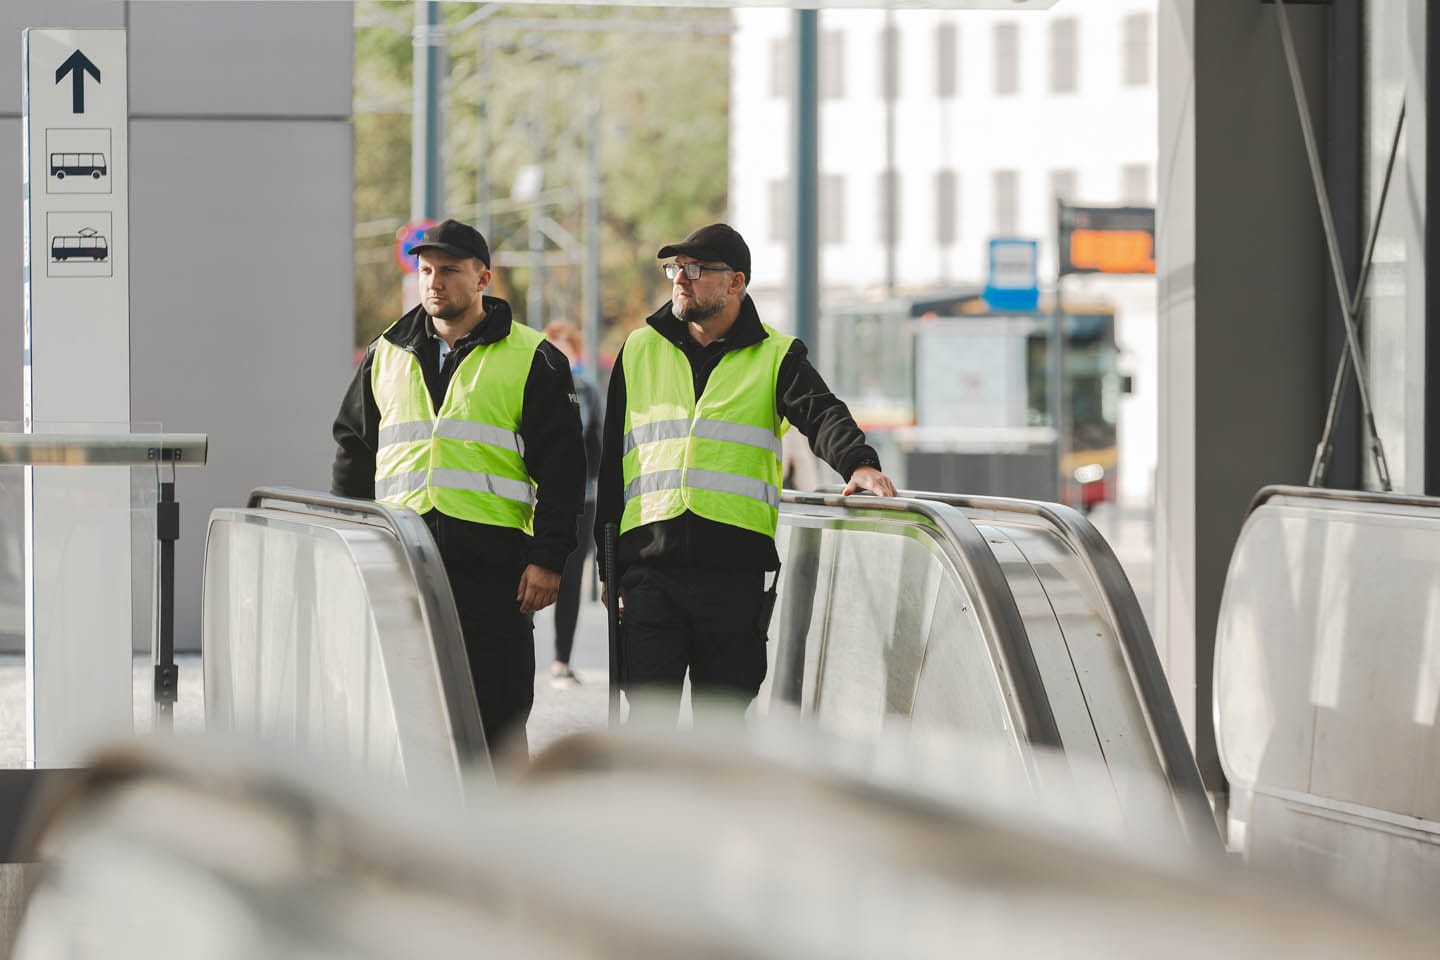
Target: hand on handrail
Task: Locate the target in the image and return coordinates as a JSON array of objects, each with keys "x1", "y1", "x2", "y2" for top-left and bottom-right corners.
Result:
[{"x1": 842, "y1": 465, "x2": 897, "y2": 498}]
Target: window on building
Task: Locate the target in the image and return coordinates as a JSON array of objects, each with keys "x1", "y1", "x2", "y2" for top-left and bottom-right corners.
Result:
[
  {"x1": 821, "y1": 173, "x2": 845, "y2": 245},
  {"x1": 936, "y1": 170, "x2": 959, "y2": 245},
  {"x1": 770, "y1": 37, "x2": 790, "y2": 98},
  {"x1": 1049, "y1": 170, "x2": 1076, "y2": 239},
  {"x1": 821, "y1": 30, "x2": 846, "y2": 100},
  {"x1": 1050, "y1": 169, "x2": 1077, "y2": 204},
  {"x1": 769, "y1": 179, "x2": 789, "y2": 244},
  {"x1": 879, "y1": 24, "x2": 900, "y2": 99},
  {"x1": 936, "y1": 23, "x2": 959, "y2": 98},
  {"x1": 1122, "y1": 164, "x2": 1153, "y2": 204},
  {"x1": 993, "y1": 23, "x2": 1019, "y2": 95},
  {"x1": 878, "y1": 171, "x2": 901, "y2": 244},
  {"x1": 1049, "y1": 18, "x2": 1078, "y2": 94},
  {"x1": 993, "y1": 169, "x2": 1019, "y2": 235},
  {"x1": 1123, "y1": 13, "x2": 1152, "y2": 87}
]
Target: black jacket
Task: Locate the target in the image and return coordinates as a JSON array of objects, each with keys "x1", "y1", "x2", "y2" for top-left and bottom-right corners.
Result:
[
  {"x1": 594, "y1": 296, "x2": 880, "y2": 578},
  {"x1": 332, "y1": 297, "x2": 586, "y2": 573},
  {"x1": 575, "y1": 373, "x2": 604, "y2": 500}
]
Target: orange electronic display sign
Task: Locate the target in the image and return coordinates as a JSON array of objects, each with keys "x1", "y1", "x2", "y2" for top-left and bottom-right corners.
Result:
[
  {"x1": 1058, "y1": 204, "x2": 1156, "y2": 276},
  {"x1": 1068, "y1": 228, "x2": 1155, "y2": 274}
]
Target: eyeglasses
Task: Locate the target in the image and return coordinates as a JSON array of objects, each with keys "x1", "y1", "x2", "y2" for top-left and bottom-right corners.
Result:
[{"x1": 663, "y1": 262, "x2": 731, "y2": 281}]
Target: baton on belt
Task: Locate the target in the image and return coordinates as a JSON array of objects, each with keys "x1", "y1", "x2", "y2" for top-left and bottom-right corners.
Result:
[{"x1": 603, "y1": 521, "x2": 624, "y2": 725}]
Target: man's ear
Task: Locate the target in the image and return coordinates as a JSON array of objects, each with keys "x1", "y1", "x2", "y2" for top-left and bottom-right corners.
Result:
[{"x1": 478, "y1": 267, "x2": 493, "y2": 292}]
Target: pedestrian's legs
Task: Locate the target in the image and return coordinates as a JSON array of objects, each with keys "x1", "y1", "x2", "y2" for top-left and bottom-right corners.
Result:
[
  {"x1": 687, "y1": 569, "x2": 768, "y2": 725},
  {"x1": 618, "y1": 564, "x2": 690, "y2": 726},
  {"x1": 448, "y1": 556, "x2": 535, "y2": 757},
  {"x1": 552, "y1": 498, "x2": 596, "y2": 665}
]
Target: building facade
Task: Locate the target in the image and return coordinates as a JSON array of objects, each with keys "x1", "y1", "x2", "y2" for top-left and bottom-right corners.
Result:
[{"x1": 730, "y1": 4, "x2": 1160, "y2": 504}]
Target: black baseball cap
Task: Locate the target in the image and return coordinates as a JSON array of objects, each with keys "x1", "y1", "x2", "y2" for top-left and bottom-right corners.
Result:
[
  {"x1": 657, "y1": 223, "x2": 750, "y2": 281},
  {"x1": 408, "y1": 218, "x2": 491, "y2": 266}
]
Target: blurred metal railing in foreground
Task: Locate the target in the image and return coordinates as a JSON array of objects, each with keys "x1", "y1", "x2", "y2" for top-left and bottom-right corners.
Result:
[
  {"x1": 203, "y1": 487, "x2": 486, "y2": 790},
  {"x1": 7, "y1": 731, "x2": 1433, "y2": 960}
]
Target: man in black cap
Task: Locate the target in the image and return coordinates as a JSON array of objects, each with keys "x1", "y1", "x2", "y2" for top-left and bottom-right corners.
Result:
[
  {"x1": 332, "y1": 218, "x2": 586, "y2": 757},
  {"x1": 594, "y1": 222, "x2": 896, "y2": 724}
]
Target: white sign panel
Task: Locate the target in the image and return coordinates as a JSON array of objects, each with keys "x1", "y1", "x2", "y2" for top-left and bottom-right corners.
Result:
[
  {"x1": 915, "y1": 321, "x2": 1029, "y2": 429},
  {"x1": 23, "y1": 29, "x2": 133, "y2": 766},
  {"x1": 25, "y1": 28, "x2": 129, "y2": 421}
]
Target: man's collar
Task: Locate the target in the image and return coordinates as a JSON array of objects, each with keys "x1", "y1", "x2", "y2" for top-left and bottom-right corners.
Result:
[
  {"x1": 428, "y1": 297, "x2": 512, "y2": 347},
  {"x1": 391, "y1": 296, "x2": 514, "y2": 350},
  {"x1": 645, "y1": 295, "x2": 765, "y2": 349}
]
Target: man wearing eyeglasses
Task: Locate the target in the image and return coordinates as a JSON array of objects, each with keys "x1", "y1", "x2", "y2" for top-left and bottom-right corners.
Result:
[{"x1": 595, "y1": 222, "x2": 896, "y2": 724}]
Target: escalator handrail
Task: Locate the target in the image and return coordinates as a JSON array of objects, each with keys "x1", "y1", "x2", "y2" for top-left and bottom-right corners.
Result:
[
  {"x1": 1248, "y1": 483, "x2": 1440, "y2": 517},
  {"x1": 833, "y1": 486, "x2": 1214, "y2": 842},
  {"x1": 781, "y1": 490, "x2": 1063, "y2": 750},
  {"x1": 240, "y1": 485, "x2": 487, "y2": 764}
]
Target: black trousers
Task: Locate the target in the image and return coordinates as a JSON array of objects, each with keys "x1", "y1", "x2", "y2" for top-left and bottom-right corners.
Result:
[
  {"x1": 437, "y1": 548, "x2": 535, "y2": 757},
  {"x1": 552, "y1": 498, "x2": 597, "y2": 664},
  {"x1": 619, "y1": 564, "x2": 768, "y2": 724}
]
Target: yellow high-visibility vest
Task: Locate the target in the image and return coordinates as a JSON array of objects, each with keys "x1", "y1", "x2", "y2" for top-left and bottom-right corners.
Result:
[
  {"x1": 620, "y1": 323, "x2": 793, "y2": 538},
  {"x1": 371, "y1": 322, "x2": 544, "y2": 532}
]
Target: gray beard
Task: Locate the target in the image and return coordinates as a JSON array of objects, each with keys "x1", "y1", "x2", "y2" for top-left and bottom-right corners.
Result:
[{"x1": 672, "y1": 298, "x2": 722, "y2": 324}]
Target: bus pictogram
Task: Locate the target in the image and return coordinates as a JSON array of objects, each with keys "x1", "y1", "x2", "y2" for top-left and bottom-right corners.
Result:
[
  {"x1": 49, "y1": 152, "x2": 107, "y2": 180},
  {"x1": 51, "y1": 227, "x2": 108, "y2": 262}
]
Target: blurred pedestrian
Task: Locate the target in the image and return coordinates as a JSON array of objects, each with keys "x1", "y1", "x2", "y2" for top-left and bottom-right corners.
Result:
[
  {"x1": 595, "y1": 223, "x2": 896, "y2": 724},
  {"x1": 543, "y1": 320, "x2": 603, "y2": 688},
  {"x1": 332, "y1": 218, "x2": 586, "y2": 756}
]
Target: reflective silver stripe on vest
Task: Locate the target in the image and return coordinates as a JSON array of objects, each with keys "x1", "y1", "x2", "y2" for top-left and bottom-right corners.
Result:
[
  {"x1": 691, "y1": 418, "x2": 782, "y2": 458},
  {"x1": 623, "y1": 468, "x2": 778, "y2": 510},
  {"x1": 624, "y1": 417, "x2": 780, "y2": 457},
  {"x1": 623, "y1": 418, "x2": 692, "y2": 456},
  {"x1": 375, "y1": 470, "x2": 429, "y2": 499},
  {"x1": 429, "y1": 467, "x2": 536, "y2": 505},
  {"x1": 686, "y1": 468, "x2": 780, "y2": 509},
  {"x1": 623, "y1": 469, "x2": 684, "y2": 503},
  {"x1": 378, "y1": 420, "x2": 435, "y2": 447},
  {"x1": 434, "y1": 418, "x2": 525, "y2": 456}
]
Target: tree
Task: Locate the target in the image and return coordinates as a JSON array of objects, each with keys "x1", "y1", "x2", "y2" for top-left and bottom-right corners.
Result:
[{"x1": 352, "y1": 1, "x2": 731, "y2": 368}]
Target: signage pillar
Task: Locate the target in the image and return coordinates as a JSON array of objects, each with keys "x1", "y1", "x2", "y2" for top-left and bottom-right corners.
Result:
[{"x1": 22, "y1": 29, "x2": 132, "y2": 765}]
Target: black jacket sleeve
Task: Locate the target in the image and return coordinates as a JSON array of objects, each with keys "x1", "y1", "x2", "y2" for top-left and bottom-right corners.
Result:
[
  {"x1": 593, "y1": 345, "x2": 628, "y2": 581},
  {"x1": 331, "y1": 342, "x2": 380, "y2": 499},
  {"x1": 520, "y1": 341, "x2": 586, "y2": 573},
  {"x1": 776, "y1": 340, "x2": 880, "y2": 479},
  {"x1": 577, "y1": 376, "x2": 604, "y2": 481}
]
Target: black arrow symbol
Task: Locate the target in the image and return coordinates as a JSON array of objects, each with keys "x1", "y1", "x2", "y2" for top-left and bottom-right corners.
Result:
[{"x1": 55, "y1": 50, "x2": 101, "y2": 114}]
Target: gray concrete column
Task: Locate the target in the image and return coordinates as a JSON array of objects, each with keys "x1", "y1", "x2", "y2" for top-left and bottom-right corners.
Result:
[{"x1": 1156, "y1": 0, "x2": 1329, "y2": 789}]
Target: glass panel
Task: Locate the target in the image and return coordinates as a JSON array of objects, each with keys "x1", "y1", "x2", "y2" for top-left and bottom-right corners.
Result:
[
  {"x1": 0, "y1": 460, "x2": 20, "y2": 655},
  {"x1": 1362, "y1": 0, "x2": 1412, "y2": 488},
  {"x1": 203, "y1": 509, "x2": 464, "y2": 793},
  {"x1": 0, "y1": 421, "x2": 162, "y2": 766},
  {"x1": 910, "y1": 563, "x2": 1012, "y2": 739},
  {"x1": 774, "y1": 518, "x2": 1016, "y2": 753}
]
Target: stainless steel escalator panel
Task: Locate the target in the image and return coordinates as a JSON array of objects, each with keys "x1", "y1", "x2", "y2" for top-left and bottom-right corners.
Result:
[
  {"x1": 975, "y1": 524, "x2": 1107, "y2": 768},
  {"x1": 979, "y1": 521, "x2": 1161, "y2": 774}
]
